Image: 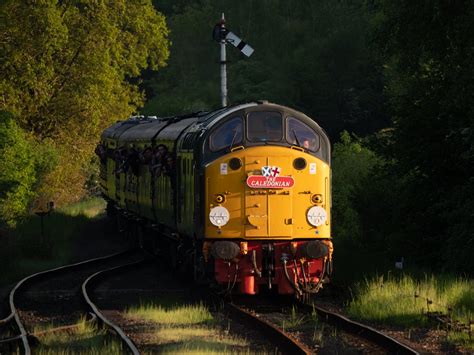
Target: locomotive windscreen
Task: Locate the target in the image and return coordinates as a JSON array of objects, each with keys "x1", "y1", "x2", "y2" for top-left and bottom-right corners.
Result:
[
  {"x1": 209, "y1": 116, "x2": 243, "y2": 151},
  {"x1": 247, "y1": 111, "x2": 283, "y2": 142},
  {"x1": 286, "y1": 117, "x2": 320, "y2": 152}
]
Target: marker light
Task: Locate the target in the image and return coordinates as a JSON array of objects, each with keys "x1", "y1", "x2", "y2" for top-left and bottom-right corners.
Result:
[
  {"x1": 215, "y1": 194, "x2": 225, "y2": 203},
  {"x1": 209, "y1": 206, "x2": 230, "y2": 227},
  {"x1": 311, "y1": 194, "x2": 323, "y2": 204},
  {"x1": 307, "y1": 206, "x2": 327, "y2": 227}
]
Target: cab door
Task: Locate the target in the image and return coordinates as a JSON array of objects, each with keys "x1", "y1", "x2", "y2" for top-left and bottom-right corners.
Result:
[
  {"x1": 244, "y1": 150, "x2": 294, "y2": 238},
  {"x1": 244, "y1": 155, "x2": 268, "y2": 237},
  {"x1": 267, "y1": 155, "x2": 293, "y2": 237}
]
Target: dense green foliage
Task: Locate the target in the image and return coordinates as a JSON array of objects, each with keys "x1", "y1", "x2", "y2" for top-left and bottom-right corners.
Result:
[
  {"x1": 332, "y1": 132, "x2": 380, "y2": 243},
  {"x1": 0, "y1": 0, "x2": 169, "y2": 209},
  {"x1": 0, "y1": 111, "x2": 56, "y2": 227},
  {"x1": 374, "y1": 1, "x2": 474, "y2": 272},
  {"x1": 0, "y1": 111, "x2": 36, "y2": 227}
]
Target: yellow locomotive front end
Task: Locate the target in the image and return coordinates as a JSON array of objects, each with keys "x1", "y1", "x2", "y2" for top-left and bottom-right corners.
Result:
[{"x1": 202, "y1": 104, "x2": 332, "y2": 295}]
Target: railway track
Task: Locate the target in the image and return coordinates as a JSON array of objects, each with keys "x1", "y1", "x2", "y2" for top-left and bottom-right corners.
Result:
[
  {"x1": 1, "y1": 249, "x2": 422, "y2": 354},
  {"x1": 0, "y1": 249, "x2": 142, "y2": 354},
  {"x1": 225, "y1": 302, "x2": 312, "y2": 354},
  {"x1": 88, "y1": 260, "x2": 281, "y2": 353},
  {"x1": 225, "y1": 294, "x2": 421, "y2": 354},
  {"x1": 297, "y1": 299, "x2": 420, "y2": 354},
  {"x1": 82, "y1": 258, "x2": 149, "y2": 355}
]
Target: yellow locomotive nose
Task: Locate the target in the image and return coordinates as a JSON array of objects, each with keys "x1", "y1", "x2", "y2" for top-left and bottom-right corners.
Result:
[
  {"x1": 205, "y1": 146, "x2": 331, "y2": 240},
  {"x1": 205, "y1": 144, "x2": 332, "y2": 295}
]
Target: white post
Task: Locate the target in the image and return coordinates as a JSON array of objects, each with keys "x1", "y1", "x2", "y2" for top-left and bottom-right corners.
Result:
[{"x1": 220, "y1": 13, "x2": 228, "y2": 107}]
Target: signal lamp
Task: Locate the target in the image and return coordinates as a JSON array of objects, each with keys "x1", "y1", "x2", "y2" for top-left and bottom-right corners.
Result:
[
  {"x1": 229, "y1": 157, "x2": 242, "y2": 170},
  {"x1": 293, "y1": 157, "x2": 307, "y2": 170}
]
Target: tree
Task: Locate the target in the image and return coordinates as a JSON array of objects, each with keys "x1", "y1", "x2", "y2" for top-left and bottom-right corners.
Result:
[
  {"x1": 332, "y1": 131, "x2": 381, "y2": 243},
  {"x1": 0, "y1": 111, "x2": 56, "y2": 227},
  {"x1": 375, "y1": 0, "x2": 474, "y2": 272},
  {"x1": 0, "y1": 0, "x2": 170, "y2": 205}
]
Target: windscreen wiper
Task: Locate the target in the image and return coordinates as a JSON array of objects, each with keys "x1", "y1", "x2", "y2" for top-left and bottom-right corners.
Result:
[
  {"x1": 229, "y1": 130, "x2": 238, "y2": 151},
  {"x1": 292, "y1": 130, "x2": 301, "y2": 147}
]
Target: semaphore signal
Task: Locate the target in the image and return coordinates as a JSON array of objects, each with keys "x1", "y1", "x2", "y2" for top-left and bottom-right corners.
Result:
[
  {"x1": 213, "y1": 13, "x2": 254, "y2": 107},
  {"x1": 224, "y1": 31, "x2": 254, "y2": 57}
]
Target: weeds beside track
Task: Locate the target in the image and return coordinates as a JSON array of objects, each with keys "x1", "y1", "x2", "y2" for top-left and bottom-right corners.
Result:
[{"x1": 0, "y1": 249, "x2": 137, "y2": 354}]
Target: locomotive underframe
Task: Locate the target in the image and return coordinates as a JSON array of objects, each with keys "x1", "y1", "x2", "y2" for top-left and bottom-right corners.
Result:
[{"x1": 210, "y1": 240, "x2": 333, "y2": 295}]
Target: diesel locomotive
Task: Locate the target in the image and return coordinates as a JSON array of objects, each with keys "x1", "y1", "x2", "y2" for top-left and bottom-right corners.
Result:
[{"x1": 97, "y1": 101, "x2": 333, "y2": 295}]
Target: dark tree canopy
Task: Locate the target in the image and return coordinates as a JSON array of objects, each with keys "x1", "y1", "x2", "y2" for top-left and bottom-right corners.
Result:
[{"x1": 374, "y1": 0, "x2": 474, "y2": 271}]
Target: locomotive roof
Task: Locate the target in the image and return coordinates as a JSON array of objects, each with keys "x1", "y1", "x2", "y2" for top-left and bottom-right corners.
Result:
[
  {"x1": 101, "y1": 102, "x2": 329, "y2": 156},
  {"x1": 118, "y1": 119, "x2": 168, "y2": 141},
  {"x1": 196, "y1": 102, "x2": 325, "y2": 131},
  {"x1": 101, "y1": 120, "x2": 138, "y2": 140},
  {"x1": 156, "y1": 117, "x2": 197, "y2": 141}
]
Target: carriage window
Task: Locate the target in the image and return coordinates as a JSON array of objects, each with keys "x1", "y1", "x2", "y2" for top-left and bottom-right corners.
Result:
[
  {"x1": 286, "y1": 117, "x2": 320, "y2": 152},
  {"x1": 247, "y1": 111, "x2": 283, "y2": 142},
  {"x1": 209, "y1": 116, "x2": 243, "y2": 151}
]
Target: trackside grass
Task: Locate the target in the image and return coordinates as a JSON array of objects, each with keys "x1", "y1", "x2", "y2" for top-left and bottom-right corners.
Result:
[
  {"x1": 32, "y1": 317, "x2": 123, "y2": 354},
  {"x1": 126, "y1": 302, "x2": 252, "y2": 354},
  {"x1": 347, "y1": 274, "x2": 473, "y2": 350},
  {"x1": 281, "y1": 306, "x2": 308, "y2": 331},
  {"x1": 0, "y1": 198, "x2": 106, "y2": 286},
  {"x1": 127, "y1": 302, "x2": 213, "y2": 325},
  {"x1": 58, "y1": 198, "x2": 106, "y2": 218}
]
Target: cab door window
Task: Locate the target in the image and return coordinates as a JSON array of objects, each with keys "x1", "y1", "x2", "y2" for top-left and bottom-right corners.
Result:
[
  {"x1": 286, "y1": 117, "x2": 320, "y2": 152},
  {"x1": 209, "y1": 116, "x2": 243, "y2": 151}
]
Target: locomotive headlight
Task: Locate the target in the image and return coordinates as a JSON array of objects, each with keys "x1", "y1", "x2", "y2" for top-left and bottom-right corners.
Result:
[
  {"x1": 209, "y1": 206, "x2": 230, "y2": 227},
  {"x1": 307, "y1": 206, "x2": 327, "y2": 227}
]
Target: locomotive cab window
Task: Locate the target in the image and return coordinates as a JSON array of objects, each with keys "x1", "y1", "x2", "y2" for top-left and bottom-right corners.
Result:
[
  {"x1": 286, "y1": 117, "x2": 320, "y2": 152},
  {"x1": 247, "y1": 111, "x2": 283, "y2": 142},
  {"x1": 209, "y1": 116, "x2": 243, "y2": 151}
]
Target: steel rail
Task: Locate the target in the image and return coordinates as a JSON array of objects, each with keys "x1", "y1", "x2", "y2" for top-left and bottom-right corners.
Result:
[
  {"x1": 2, "y1": 249, "x2": 132, "y2": 354},
  {"x1": 0, "y1": 313, "x2": 97, "y2": 345},
  {"x1": 226, "y1": 302, "x2": 312, "y2": 355},
  {"x1": 299, "y1": 301, "x2": 420, "y2": 354},
  {"x1": 0, "y1": 312, "x2": 15, "y2": 327},
  {"x1": 82, "y1": 259, "x2": 146, "y2": 355}
]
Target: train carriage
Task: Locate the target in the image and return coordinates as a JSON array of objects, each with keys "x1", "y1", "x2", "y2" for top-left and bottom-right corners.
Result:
[{"x1": 97, "y1": 101, "x2": 333, "y2": 295}]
